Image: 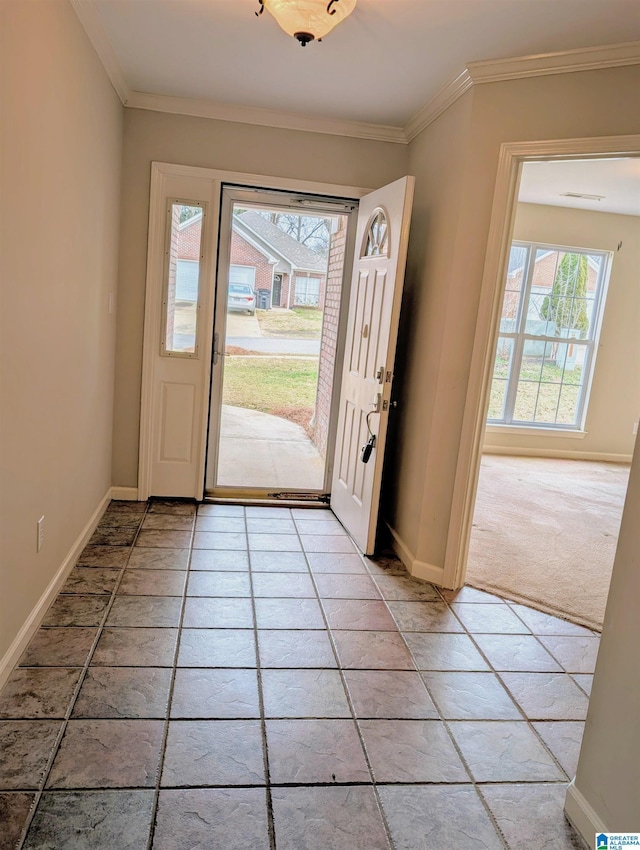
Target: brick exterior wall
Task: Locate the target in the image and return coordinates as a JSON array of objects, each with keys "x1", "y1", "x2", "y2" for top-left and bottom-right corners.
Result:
[
  {"x1": 229, "y1": 231, "x2": 274, "y2": 299},
  {"x1": 178, "y1": 217, "x2": 329, "y2": 310},
  {"x1": 166, "y1": 204, "x2": 181, "y2": 347},
  {"x1": 178, "y1": 215, "x2": 202, "y2": 261},
  {"x1": 313, "y1": 219, "x2": 347, "y2": 458},
  {"x1": 178, "y1": 219, "x2": 276, "y2": 302}
]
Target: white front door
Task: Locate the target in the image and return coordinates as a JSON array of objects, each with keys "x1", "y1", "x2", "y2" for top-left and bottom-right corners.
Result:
[
  {"x1": 138, "y1": 163, "x2": 369, "y2": 502},
  {"x1": 330, "y1": 176, "x2": 414, "y2": 554}
]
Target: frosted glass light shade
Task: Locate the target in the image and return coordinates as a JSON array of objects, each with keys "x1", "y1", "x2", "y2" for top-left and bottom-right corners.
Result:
[{"x1": 263, "y1": 0, "x2": 357, "y2": 44}]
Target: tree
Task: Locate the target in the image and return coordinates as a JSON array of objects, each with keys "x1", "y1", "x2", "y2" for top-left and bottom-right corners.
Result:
[
  {"x1": 179, "y1": 205, "x2": 200, "y2": 223},
  {"x1": 540, "y1": 253, "x2": 589, "y2": 337},
  {"x1": 254, "y1": 210, "x2": 331, "y2": 254}
]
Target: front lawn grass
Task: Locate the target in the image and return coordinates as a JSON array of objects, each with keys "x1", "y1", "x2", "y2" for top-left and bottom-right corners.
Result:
[
  {"x1": 222, "y1": 356, "x2": 319, "y2": 414},
  {"x1": 488, "y1": 354, "x2": 583, "y2": 423},
  {"x1": 256, "y1": 307, "x2": 323, "y2": 339}
]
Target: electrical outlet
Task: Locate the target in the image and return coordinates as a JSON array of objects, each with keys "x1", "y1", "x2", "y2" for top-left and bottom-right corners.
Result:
[
  {"x1": 633, "y1": 422, "x2": 638, "y2": 437},
  {"x1": 37, "y1": 516, "x2": 45, "y2": 552}
]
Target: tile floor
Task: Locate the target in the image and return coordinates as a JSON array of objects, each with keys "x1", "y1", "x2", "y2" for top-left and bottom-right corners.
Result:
[{"x1": 0, "y1": 500, "x2": 599, "y2": 850}]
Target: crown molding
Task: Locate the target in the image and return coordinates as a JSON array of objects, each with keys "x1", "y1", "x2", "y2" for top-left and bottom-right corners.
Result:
[
  {"x1": 69, "y1": 0, "x2": 130, "y2": 104},
  {"x1": 125, "y1": 91, "x2": 406, "y2": 144},
  {"x1": 404, "y1": 70, "x2": 473, "y2": 143},
  {"x1": 68, "y1": 2, "x2": 640, "y2": 146},
  {"x1": 467, "y1": 40, "x2": 640, "y2": 84},
  {"x1": 405, "y1": 41, "x2": 640, "y2": 140}
]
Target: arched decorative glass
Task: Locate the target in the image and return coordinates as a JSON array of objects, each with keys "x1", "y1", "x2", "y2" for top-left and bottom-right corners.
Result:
[{"x1": 362, "y1": 207, "x2": 389, "y2": 257}]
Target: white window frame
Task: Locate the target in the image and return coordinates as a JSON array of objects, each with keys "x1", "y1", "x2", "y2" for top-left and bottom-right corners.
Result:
[
  {"x1": 293, "y1": 275, "x2": 321, "y2": 307},
  {"x1": 488, "y1": 240, "x2": 611, "y2": 430}
]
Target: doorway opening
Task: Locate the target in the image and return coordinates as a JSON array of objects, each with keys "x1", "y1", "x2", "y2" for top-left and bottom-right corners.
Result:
[
  {"x1": 466, "y1": 155, "x2": 640, "y2": 629},
  {"x1": 204, "y1": 187, "x2": 355, "y2": 499}
]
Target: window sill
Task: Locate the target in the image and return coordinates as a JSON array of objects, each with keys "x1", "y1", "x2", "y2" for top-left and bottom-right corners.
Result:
[{"x1": 485, "y1": 424, "x2": 587, "y2": 440}]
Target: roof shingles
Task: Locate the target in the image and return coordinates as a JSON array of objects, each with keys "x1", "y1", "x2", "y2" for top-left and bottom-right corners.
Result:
[{"x1": 237, "y1": 210, "x2": 327, "y2": 272}]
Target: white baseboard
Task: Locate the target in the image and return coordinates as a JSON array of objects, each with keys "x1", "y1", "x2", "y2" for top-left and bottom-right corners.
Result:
[
  {"x1": 0, "y1": 489, "x2": 112, "y2": 690},
  {"x1": 483, "y1": 445, "x2": 632, "y2": 464},
  {"x1": 111, "y1": 486, "x2": 140, "y2": 501},
  {"x1": 412, "y1": 559, "x2": 446, "y2": 585},
  {"x1": 385, "y1": 522, "x2": 414, "y2": 571},
  {"x1": 565, "y1": 779, "x2": 609, "y2": 847},
  {"x1": 385, "y1": 523, "x2": 446, "y2": 586}
]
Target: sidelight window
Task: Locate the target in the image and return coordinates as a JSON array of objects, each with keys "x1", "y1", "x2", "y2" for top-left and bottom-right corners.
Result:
[{"x1": 162, "y1": 201, "x2": 204, "y2": 356}]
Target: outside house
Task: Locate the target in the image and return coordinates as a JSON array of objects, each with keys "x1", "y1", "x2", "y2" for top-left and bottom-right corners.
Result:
[
  {"x1": 489, "y1": 244, "x2": 605, "y2": 425},
  {"x1": 175, "y1": 205, "x2": 342, "y2": 460},
  {"x1": 503, "y1": 247, "x2": 599, "y2": 329},
  {"x1": 176, "y1": 208, "x2": 327, "y2": 308}
]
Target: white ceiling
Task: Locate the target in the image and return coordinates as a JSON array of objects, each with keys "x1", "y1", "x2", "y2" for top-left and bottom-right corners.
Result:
[
  {"x1": 519, "y1": 158, "x2": 640, "y2": 217},
  {"x1": 87, "y1": 0, "x2": 640, "y2": 129}
]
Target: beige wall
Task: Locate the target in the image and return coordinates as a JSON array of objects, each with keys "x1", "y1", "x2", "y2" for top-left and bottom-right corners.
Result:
[
  {"x1": 389, "y1": 65, "x2": 640, "y2": 572},
  {"x1": 570, "y1": 432, "x2": 640, "y2": 831},
  {"x1": 384, "y1": 92, "x2": 474, "y2": 559},
  {"x1": 0, "y1": 1, "x2": 123, "y2": 663},
  {"x1": 112, "y1": 108, "x2": 408, "y2": 487},
  {"x1": 484, "y1": 203, "x2": 640, "y2": 459}
]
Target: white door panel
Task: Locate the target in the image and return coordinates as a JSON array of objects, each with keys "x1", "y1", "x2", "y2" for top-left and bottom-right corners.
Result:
[
  {"x1": 139, "y1": 169, "x2": 220, "y2": 500},
  {"x1": 159, "y1": 383, "x2": 195, "y2": 462},
  {"x1": 331, "y1": 176, "x2": 414, "y2": 554}
]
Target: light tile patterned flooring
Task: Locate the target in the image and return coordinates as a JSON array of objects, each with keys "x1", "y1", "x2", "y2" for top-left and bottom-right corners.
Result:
[{"x1": 0, "y1": 500, "x2": 599, "y2": 849}]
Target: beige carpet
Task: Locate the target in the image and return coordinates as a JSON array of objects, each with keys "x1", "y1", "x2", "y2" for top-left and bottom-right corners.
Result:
[{"x1": 467, "y1": 455, "x2": 630, "y2": 630}]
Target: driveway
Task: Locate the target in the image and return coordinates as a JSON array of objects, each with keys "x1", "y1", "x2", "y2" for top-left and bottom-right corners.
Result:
[
  {"x1": 226, "y1": 336, "x2": 320, "y2": 355},
  {"x1": 226, "y1": 312, "x2": 262, "y2": 337},
  {"x1": 225, "y1": 311, "x2": 320, "y2": 355}
]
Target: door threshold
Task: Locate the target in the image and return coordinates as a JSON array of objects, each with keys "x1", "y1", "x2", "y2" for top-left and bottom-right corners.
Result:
[{"x1": 204, "y1": 491, "x2": 330, "y2": 509}]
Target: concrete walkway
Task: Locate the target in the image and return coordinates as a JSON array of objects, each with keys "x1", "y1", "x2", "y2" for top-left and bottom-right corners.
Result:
[
  {"x1": 225, "y1": 312, "x2": 320, "y2": 355},
  {"x1": 226, "y1": 312, "x2": 262, "y2": 337},
  {"x1": 217, "y1": 405, "x2": 325, "y2": 490}
]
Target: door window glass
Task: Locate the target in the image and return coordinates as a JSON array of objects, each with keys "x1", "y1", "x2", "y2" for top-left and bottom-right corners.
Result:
[
  {"x1": 362, "y1": 208, "x2": 389, "y2": 257},
  {"x1": 162, "y1": 202, "x2": 203, "y2": 355}
]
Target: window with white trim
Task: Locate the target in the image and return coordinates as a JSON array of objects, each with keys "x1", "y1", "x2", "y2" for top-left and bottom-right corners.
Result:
[
  {"x1": 488, "y1": 241, "x2": 610, "y2": 429},
  {"x1": 294, "y1": 276, "x2": 321, "y2": 307}
]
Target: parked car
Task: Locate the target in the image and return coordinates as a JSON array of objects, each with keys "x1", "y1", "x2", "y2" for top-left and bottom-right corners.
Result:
[{"x1": 228, "y1": 282, "x2": 256, "y2": 315}]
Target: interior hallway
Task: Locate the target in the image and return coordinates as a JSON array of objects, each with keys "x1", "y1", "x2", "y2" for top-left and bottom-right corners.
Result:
[{"x1": 0, "y1": 500, "x2": 598, "y2": 849}]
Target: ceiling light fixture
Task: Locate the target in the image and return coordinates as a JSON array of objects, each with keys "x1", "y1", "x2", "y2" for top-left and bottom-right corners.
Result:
[{"x1": 256, "y1": 0, "x2": 356, "y2": 46}]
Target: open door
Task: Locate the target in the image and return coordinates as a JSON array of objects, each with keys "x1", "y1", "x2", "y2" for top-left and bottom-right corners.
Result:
[{"x1": 331, "y1": 176, "x2": 414, "y2": 554}]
